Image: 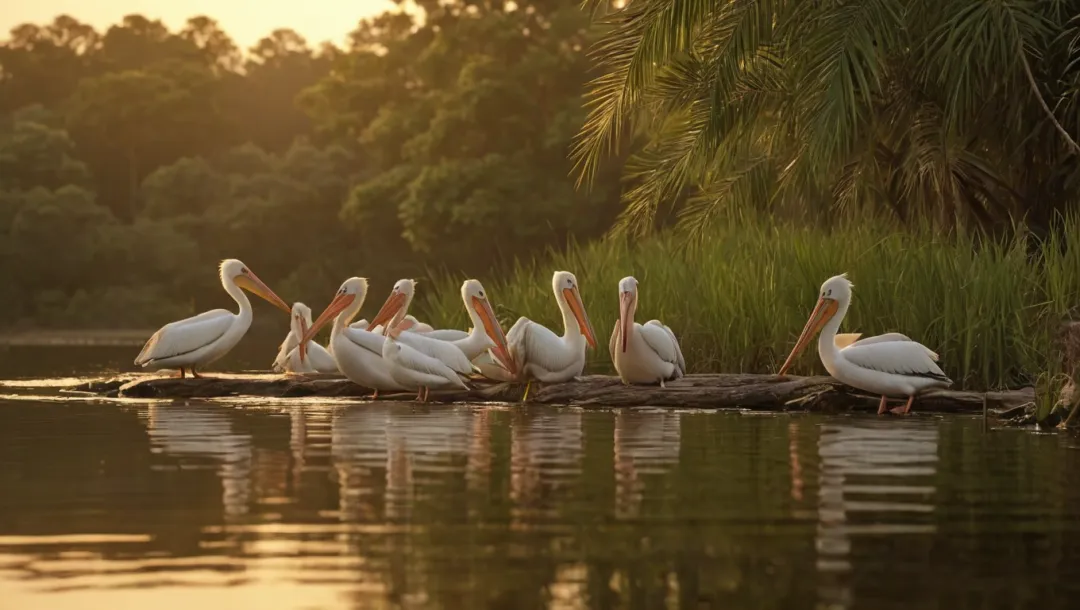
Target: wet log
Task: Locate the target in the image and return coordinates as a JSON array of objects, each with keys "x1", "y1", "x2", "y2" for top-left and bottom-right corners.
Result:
[{"x1": 68, "y1": 373, "x2": 1035, "y2": 414}]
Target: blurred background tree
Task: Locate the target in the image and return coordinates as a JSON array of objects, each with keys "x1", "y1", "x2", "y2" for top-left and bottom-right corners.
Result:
[{"x1": 0, "y1": 1, "x2": 623, "y2": 329}]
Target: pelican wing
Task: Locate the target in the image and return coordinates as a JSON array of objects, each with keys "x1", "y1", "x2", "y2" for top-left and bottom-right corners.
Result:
[
  {"x1": 339, "y1": 326, "x2": 387, "y2": 357},
  {"x1": 308, "y1": 342, "x2": 338, "y2": 373},
  {"x1": 397, "y1": 344, "x2": 468, "y2": 388},
  {"x1": 135, "y1": 309, "x2": 235, "y2": 365},
  {"x1": 643, "y1": 320, "x2": 686, "y2": 374},
  {"x1": 507, "y1": 317, "x2": 570, "y2": 376},
  {"x1": 395, "y1": 332, "x2": 472, "y2": 375},
  {"x1": 846, "y1": 332, "x2": 938, "y2": 360},
  {"x1": 425, "y1": 328, "x2": 469, "y2": 341},
  {"x1": 840, "y1": 340, "x2": 951, "y2": 382}
]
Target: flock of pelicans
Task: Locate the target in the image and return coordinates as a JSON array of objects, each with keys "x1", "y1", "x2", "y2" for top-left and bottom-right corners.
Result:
[{"x1": 133, "y1": 259, "x2": 953, "y2": 414}]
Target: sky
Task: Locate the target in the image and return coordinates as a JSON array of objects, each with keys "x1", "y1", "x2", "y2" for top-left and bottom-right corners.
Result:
[{"x1": 2, "y1": 0, "x2": 399, "y2": 50}]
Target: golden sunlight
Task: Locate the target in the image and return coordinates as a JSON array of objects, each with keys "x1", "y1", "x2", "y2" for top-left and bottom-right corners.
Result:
[{"x1": 2, "y1": 0, "x2": 398, "y2": 48}]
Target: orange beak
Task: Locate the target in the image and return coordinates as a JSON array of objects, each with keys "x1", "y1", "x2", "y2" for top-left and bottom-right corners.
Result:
[
  {"x1": 472, "y1": 295, "x2": 516, "y2": 377},
  {"x1": 777, "y1": 297, "x2": 839, "y2": 376},
  {"x1": 299, "y1": 293, "x2": 355, "y2": 361},
  {"x1": 563, "y1": 286, "x2": 597, "y2": 349},
  {"x1": 618, "y1": 291, "x2": 635, "y2": 353},
  {"x1": 233, "y1": 270, "x2": 291, "y2": 314},
  {"x1": 366, "y1": 291, "x2": 407, "y2": 332}
]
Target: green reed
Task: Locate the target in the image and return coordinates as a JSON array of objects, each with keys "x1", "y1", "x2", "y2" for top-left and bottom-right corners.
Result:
[{"x1": 418, "y1": 217, "x2": 1080, "y2": 391}]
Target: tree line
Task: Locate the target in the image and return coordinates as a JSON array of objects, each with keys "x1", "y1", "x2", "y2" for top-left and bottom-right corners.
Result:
[{"x1": 0, "y1": 0, "x2": 624, "y2": 328}]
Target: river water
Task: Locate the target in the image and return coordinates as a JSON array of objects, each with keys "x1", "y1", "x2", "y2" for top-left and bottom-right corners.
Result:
[{"x1": 1, "y1": 344, "x2": 1079, "y2": 609}]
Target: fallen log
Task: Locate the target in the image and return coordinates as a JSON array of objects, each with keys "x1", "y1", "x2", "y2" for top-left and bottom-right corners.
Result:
[{"x1": 65, "y1": 372, "x2": 1035, "y2": 414}]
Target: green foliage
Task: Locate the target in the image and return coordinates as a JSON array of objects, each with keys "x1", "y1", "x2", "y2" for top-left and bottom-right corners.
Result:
[
  {"x1": 0, "y1": 5, "x2": 615, "y2": 329},
  {"x1": 574, "y1": 0, "x2": 1080, "y2": 237},
  {"x1": 422, "y1": 215, "x2": 1080, "y2": 390}
]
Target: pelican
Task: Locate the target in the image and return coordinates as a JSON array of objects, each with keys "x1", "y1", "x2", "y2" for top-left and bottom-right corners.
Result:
[
  {"x1": 506, "y1": 270, "x2": 598, "y2": 384},
  {"x1": 273, "y1": 302, "x2": 338, "y2": 374},
  {"x1": 778, "y1": 274, "x2": 952, "y2": 415},
  {"x1": 365, "y1": 279, "x2": 473, "y2": 376},
  {"x1": 381, "y1": 331, "x2": 468, "y2": 402},
  {"x1": 609, "y1": 276, "x2": 685, "y2": 386},
  {"x1": 351, "y1": 314, "x2": 431, "y2": 333},
  {"x1": 299, "y1": 277, "x2": 405, "y2": 396},
  {"x1": 134, "y1": 259, "x2": 290, "y2": 377}
]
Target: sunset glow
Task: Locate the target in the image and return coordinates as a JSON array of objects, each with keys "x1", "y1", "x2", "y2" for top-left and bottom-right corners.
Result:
[{"x1": 1, "y1": 0, "x2": 398, "y2": 49}]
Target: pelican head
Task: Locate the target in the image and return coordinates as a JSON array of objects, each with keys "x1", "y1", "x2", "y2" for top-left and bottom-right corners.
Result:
[
  {"x1": 462, "y1": 279, "x2": 516, "y2": 375},
  {"x1": 300, "y1": 277, "x2": 369, "y2": 358},
  {"x1": 618, "y1": 276, "x2": 639, "y2": 353},
  {"x1": 219, "y1": 259, "x2": 291, "y2": 313},
  {"x1": 367, "y1": 279, "x2": 416, "y2": 331},
  {"x1": 553, "y1": 271, "x2": 597, "y2": 348},
  {"x1": 778, "y1": 274, "x2": 852, "y2": 376},
  {"x1": 290, "y1": 302, "x2": 313, "y2": 340}
]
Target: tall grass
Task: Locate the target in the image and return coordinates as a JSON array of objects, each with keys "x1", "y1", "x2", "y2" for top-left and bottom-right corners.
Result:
[{"x1": 418, "y1": 217, "x2": 1080, "y2": 390}]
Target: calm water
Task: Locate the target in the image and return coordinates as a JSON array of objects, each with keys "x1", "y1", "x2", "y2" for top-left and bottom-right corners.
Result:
[{"x1": 1, "y1": 346, "x2": 1080, "y2": 609}]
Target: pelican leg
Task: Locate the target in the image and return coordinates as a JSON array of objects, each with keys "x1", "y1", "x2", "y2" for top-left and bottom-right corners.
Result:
[
  {"x1": 371, "y1": 389, "x2": 379, "y2": 400},
  {"x1": 876, "y1": 395, "x2": 888, "y2": 415},
  {"x1": 415, "y1": 387, "x2": 424, "y2": 401},
  {"x1": 660, "y1": 378, "x2": 667, "y2": 389},
  {"x1": 522, "y1": 380, "x2": 532, "y2": 402},
  {"x1": 901, "y1": 395, "x2": 915, "y2": 415},
  {"x1": 423, "y1": 387, "x2": 430, "y2": 402},
  {"x1": 176, "y1": 368, "x2": 186, "y2": 379},
  {"x1": 191, "y1": 367, "x2": 203, "y2": 379}
]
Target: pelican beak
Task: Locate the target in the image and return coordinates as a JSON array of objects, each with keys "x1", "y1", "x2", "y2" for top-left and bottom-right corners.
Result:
[
  {"x1": 296, "y1": 314, "x2": 309, "y2": 361},
  {"x1": 563, "y1": 286, "x2": 597, "y2": 349},
  {"x1": 366, "y1": 290, "x2": 407, "y2": 331},
  {"x1": 619, "y1": 291, "x2": 635, "y2": 353},
  {"x1": 472, "y1": 295, "x2": 516, "y2": 377},
  {"x1": 300, "y1": 293, "x2": 355, "y2": 360},
  {"x1": 778, "y1": 296, "x2": 839, "y2": 376},
  {"x1": 234, "y1": 270, "x2": 291, "y2": 314}
]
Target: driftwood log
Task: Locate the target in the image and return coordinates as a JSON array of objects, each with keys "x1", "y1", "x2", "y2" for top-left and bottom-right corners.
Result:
[{"x1": 65, "y1": 373, "x2": 1035, "y2": 415}]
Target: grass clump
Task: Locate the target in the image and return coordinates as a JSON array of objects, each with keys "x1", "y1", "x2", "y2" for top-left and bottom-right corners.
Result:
[{"x1": 419, "y1": 217, "x2": 1080, "y2": 391}]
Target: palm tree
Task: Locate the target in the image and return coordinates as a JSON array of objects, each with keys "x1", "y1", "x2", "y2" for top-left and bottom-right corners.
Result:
[{"x1": 572, "y1": 0, "x2": 1080, "y2": 239}]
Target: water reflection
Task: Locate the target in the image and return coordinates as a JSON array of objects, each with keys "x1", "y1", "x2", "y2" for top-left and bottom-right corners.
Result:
[
  {"x1": 147, "y1": 405, "x2": 254, "y2": 517},
  {"x1": 1, "y1": 400, "x2": 1080, "y2": 610},
  {"x1": 814, "y1": 421, "x2": 939, "y2": 610},
  {"x1": 614, "y1": 410, "x2": 681, "y2": 518}
]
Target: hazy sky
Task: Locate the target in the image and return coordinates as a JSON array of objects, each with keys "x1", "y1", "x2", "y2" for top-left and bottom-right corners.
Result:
[{"x1": 2, "y1": 0, "x2": 399, "y2": 49}]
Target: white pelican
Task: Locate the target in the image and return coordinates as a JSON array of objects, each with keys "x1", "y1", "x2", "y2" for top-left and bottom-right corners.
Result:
[
  {"x1": 273, "y1": 302, "x2": 338, "y2": 374},
  {"x1": 381, "y1": 331, "x2": 468, "y2": 402},
  {"x1": 299, "y1": 277, "x2": 405, "y2": 396},
  {"x1": 365, "y1": 279, "x2": 473, "y2": 376},
  {"x1": 393, "y1": 279, "x2": 516, "y2": 380},
  {"x1": 134, "y1": 259, "x2": 290, "y2": 377},
  {"x1": 778, "y1": 274, "x2": 952, "y2": 415},
  {"x1": 609, "y1": 276, "x2": 685, "y2": 386},
  {"x1": 350, "y1": 314, "x2": 431, "y2": 333},
  {"x1": 505, "y1": 270, "x2": 598, "y2": 384}
]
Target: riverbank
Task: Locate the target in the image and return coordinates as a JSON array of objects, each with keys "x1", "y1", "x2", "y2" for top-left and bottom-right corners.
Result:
[{"x1": 421, "y1": 218, "x2": 1080, "y2": 391}]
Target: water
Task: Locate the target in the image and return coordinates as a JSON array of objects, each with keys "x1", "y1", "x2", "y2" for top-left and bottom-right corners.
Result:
[{"x1": 1, "y1": 346, "x2": 1080, "y2": 609}]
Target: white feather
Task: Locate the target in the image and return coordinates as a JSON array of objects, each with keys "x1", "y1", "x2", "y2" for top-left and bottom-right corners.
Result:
[
  {"x1": 839, "y1": 340, "x2": 949, "y2": 380},
  {"x1": 383, "y1": 339, "x2": 467, "y2": 390},
  {"x1": 135, "y1": 309, "x2": 237, "y2": 368},
  {"x1": 507, "y1": 317, "x2": 586, "y2": 382}
]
